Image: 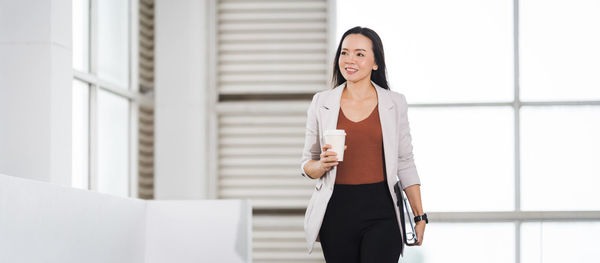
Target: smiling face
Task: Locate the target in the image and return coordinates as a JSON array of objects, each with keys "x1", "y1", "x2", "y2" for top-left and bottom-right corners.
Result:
[{"x1": 338, "y1": 33, "x2": 379, "y2": 84}]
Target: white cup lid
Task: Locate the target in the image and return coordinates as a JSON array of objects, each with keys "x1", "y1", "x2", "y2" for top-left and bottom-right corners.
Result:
[{"x1": 324, "y1": 129, "x2": 346, "y2": 136}]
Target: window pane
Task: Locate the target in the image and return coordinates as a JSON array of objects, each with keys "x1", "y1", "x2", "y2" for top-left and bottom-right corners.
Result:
[
  {"x1": 521, "y1": 106, "x2": 600, "y2": 210},
  {"x1": 97, "y1": 0, "x2": 129, "y2": 87},
  {"x1": 522, "y1": 222, "x2": 600, "y2": 263},
  {"x1": 72, "y1": 80, "x2": 89, "y2": 189},
  {"x1": 403, "y1": 223, "x2": 515, "y2": 263},
  {"x1": 97, "y1": 90, "x2": 129, "y2": 196},
  {"x1": 410, "y1": 107, "x2": 514, "y2": 212},
  {"x1": 520, "y1": 0, "x2": 600, "y2": 101},
  {"x1": 72, "y1": 0, "x2": 89, "y2": 72},
  {"x1": 337, "y1": 0, "x2": 514, "y2": 103}
]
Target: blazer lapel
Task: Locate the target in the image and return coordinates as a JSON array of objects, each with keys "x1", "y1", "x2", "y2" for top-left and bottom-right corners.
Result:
[
  {"x1": 372, "y1": 81, "x2": 398, "y2": 186},
  {"x1": 320, "y1": 83, "x2": 345, "y2": 132},
  {"x1": 318, "y1": 83, "x2": 344, "y2": 187}
]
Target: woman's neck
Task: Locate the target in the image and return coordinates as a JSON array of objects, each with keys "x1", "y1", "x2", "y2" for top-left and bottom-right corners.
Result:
[{"x1": 344, "y1": 78, "x2": 375, "y2": 100}]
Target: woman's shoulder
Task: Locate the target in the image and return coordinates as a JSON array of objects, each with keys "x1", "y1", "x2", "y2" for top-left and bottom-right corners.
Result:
[
  {"x1": 314, "y1": 89, "x2": 331, "y2": 97},
  {"x1": 307, "y1": 89, "x2": 328, "y2": 111},
  {"x1": 388, "y1": 90, "x2": 407, "y2": 102},
  {"x1": 381, "y1": 88, "x2": 408, "y2": 107},
  {"x1": 309, "y1": 90, "x2": 326, "y2": 104},
  {"x1": 309, "y1": 85, "x2": 341, "y2": 105},
  {"x1": 371, "y1": 81, "x2": 407, "y2": 105}
]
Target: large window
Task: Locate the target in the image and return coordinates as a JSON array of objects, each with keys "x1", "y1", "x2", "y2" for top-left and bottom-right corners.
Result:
[
  {"x1": 338, "y1": 0, "x2": 600, "y2": 262},
  {"x1": 72, "y1": 0, "x2": 139, "y2": 197}
]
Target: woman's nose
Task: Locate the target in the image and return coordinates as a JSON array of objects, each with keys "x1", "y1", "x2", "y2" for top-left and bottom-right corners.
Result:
[{"x1": 342, "y1": 54, "x2": 355, "y2": 64}]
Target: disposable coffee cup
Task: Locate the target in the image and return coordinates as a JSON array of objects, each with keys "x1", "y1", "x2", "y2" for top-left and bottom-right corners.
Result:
[{"x1": 324, "y1": 129, "x2": 346, "y2": 161}]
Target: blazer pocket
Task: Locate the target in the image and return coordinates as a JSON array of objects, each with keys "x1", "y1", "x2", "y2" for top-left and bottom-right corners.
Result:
[
  {"x1": 315, "y1": 179, "x2": 323, "y2": 191},
  {"x1": 304, "y1": 190, "x2": 318, "y2": 227}
]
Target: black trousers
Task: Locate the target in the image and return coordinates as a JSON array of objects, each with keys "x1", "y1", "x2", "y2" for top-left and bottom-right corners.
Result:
[{"x1": 319, "y1": 180, "x2": 402, "y2": 263}]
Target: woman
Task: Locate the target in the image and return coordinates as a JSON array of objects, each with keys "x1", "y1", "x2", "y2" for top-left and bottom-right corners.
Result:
[{"x1": 300, "y1": 26, "x2": 427, "y2": 262}]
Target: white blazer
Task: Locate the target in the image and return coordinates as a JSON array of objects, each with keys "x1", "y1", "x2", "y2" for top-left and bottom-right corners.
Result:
[{"x1": 300, "y1": 81, "x2": 421, "y2": 254}]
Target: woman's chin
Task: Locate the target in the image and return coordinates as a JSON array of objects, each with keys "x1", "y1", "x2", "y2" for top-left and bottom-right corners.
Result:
[{"x1": 343, "y1": 75, "x2": 368, "y2": 83}]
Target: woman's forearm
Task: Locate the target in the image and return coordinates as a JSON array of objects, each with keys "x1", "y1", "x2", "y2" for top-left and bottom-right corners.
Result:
[
  {"x1": 304, "y1": 160, "x2": 327, "y2": 179},
  {"x1": 404, "y1": 184, "x2": 424, "y2": 216}
]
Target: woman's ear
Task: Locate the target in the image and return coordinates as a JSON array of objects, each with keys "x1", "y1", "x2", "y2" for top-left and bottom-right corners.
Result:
[{"x1": 373, "y1": 65, "x2": 378, "y2": 71}]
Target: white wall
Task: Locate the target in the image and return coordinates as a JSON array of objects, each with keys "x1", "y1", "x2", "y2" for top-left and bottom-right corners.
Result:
[
  {"x1": 0, "y1": 174, "x2": 146, "y2": 263},
  {"x1": 154, "y1": 0, "x2": 209, "y2": 199},
  {"x1": 0, "y1": 0, "x2": 211, "y2": 198},
  {"x1": 145, "y1": 200, "x2": 252, "y2": 263},
  {"x1": 0, "y1": 0, "x2": 72, "y2": 186},
  {"x1": 0, "y1": 173, "x2": 253, "y2": 263}
]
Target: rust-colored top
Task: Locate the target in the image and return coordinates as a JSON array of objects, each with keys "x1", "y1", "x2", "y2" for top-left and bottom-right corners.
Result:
[{"x1": 335, "y1": 104, "x2": 386, "y2": 184}]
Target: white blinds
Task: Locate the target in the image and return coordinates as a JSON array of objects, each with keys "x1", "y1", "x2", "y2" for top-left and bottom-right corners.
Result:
[
  {"x1": 217, "y1": 0, "x2": 329, "y2": 95},
  {"x1": 217, "y1": 101, "x2": 314, "y2": 209},
  {"x1": 216, "y1": 0, "x2": 330, "y2": 261},
  {"x1": 254, "y1": 214, "x2": 325, "y2": 263},
  {"x1": 138, "y1": 0, "x2": 155, "y2": 199}
]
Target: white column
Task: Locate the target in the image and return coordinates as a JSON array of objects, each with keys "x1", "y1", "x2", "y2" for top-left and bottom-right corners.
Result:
[
  {"x1": 154, "y1": 0, "x2": 209, "y2": 199},
  {"x1": 0, "y1": 0, "x2": 72, "y2": 185}
]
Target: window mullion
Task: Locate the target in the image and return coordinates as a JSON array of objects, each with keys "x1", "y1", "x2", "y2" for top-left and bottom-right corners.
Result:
[
  {"x1": 88, "y1": 0, "x2": 98, "y2": 191},
  {"x1": 88, "y1": 85, "x2": 99, "y2": 191},
  {"x1": 514, "y1": 0, "x2": 521, "y2": 261},
  {"x1": 128, "y1": 0, "x2": 139, "y2": 198}
]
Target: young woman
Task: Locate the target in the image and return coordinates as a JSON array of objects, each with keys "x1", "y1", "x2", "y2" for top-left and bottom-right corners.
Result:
[{"x1": 300, "y1": 26, "x2": 427, "y2": 262}]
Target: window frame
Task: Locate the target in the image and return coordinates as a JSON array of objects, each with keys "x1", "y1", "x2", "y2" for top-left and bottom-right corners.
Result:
[
  {"x1": 333, "y1": 0, "x2": 600, "y2": 262},
  {"x1": 72, "y1": 0, "x2": 150, "y2": 197}
]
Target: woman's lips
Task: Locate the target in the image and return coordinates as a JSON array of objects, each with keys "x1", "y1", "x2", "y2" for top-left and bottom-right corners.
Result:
[{"x1": 345, "y1": 68, "x2": 358, "y2": 75}]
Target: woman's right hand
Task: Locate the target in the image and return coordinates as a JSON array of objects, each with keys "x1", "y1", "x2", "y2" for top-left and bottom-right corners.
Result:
[{"x1": 319, "y1": 144, "x2": 343, "y2": 172}]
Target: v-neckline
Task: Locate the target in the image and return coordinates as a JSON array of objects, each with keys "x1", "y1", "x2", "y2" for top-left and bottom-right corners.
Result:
[{"x1": 340, "y1": 104, "x2": 378, "y2": 123}]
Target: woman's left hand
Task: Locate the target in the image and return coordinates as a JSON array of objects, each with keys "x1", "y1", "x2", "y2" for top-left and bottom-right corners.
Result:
[{"x1": 414, "y1": 221, "x2": 426, "y2": 246}]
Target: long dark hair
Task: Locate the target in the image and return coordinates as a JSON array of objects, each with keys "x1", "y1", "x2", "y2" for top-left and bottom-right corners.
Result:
[{"x1": 332, "y1": 26, "x2": 390, "y2": 90}]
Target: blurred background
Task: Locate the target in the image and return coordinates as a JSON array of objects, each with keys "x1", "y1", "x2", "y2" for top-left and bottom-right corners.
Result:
[{"x1": 1, "y1": 0, "x2": 599, "y2": 262}]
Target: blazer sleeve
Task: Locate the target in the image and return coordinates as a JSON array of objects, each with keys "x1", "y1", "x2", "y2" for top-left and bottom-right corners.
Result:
[
  {"x1": 300, "y1": 93, "x2": 321, "y2": 179},
  {"x1": 396, "y1": 93, "x2": 421, "y2": 189}
]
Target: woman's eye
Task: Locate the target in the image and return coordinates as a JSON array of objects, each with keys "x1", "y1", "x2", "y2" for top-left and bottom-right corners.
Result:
[
  {"x1": 357, "y1": 53, "x2": 364, "y2": 57},
  {"x1": 341, "y1": 51, "x2": 347, "y2": 55}
]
